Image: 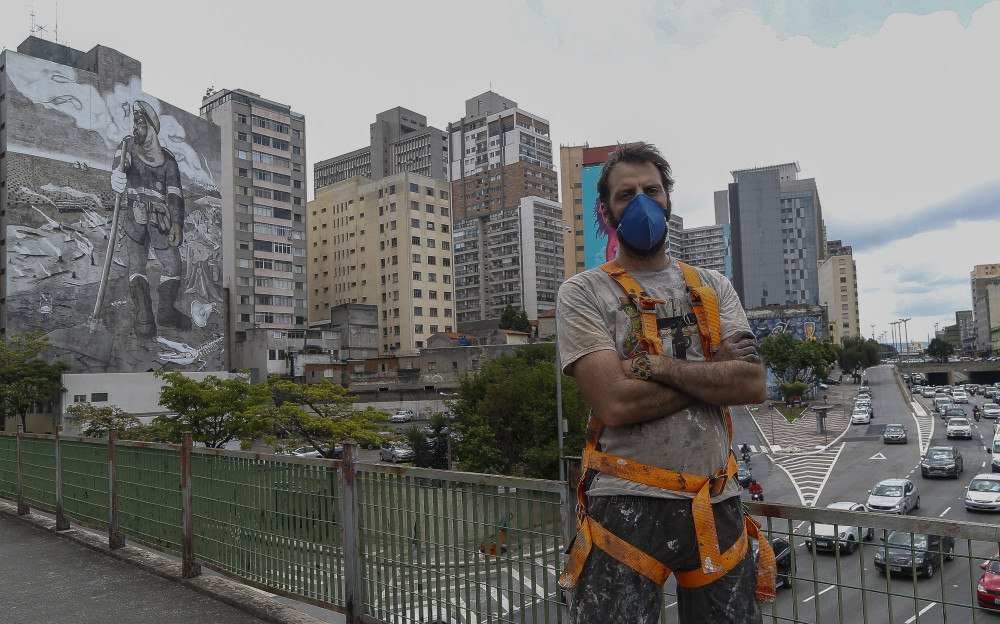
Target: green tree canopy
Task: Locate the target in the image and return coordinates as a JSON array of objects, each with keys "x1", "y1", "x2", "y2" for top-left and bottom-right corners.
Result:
[
  {"x1": 837, "y1": 337, "x2": 882, "y2": 373},
  {"x1": 927, "y1": 338, "x2": 955, "y2": 362},
  {"x1": 760, "y1": 333, "x2": 837, "y2": 387},
  {"x1": 66, "y1": 403, "x2": 141, "y2": 438},
  {"x1": 153, "y1": 372, "x2": 271, "y2": 448},
  {"x1": 403, "y1": 413, "x2": 451, "y2": 469},
  {"x1": 450, "y1": 343, "x2": 587, "y2": 479},
  {"x1": 499, "y1": 305, "x2": 531, "y2": 333},
  {"x1": 265, "y1": 379, "x2": 387, "y2": 457},
  {"x1": 0, "y1": 333, "x2": 67, "y2": 432}
]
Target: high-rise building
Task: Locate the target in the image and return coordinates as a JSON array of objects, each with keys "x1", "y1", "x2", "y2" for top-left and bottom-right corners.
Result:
[
  {"x1": 453, "y1": 196, "x2": 564, "y2": 323},
  {"x1": 307, "y1": 173, "x2": 455, "y2": 355},
  {"x1": 956, "y1": 310, "x2": 975, "y2": 354},
  {"x1": 678, "y1": 224, "x2": 733, "y2": 279},
  {"x1": 1, "y1": 37, "x2": 225, "y2": 373},
  {"x1": 200, "y1": 88, "x2": 307, "y2": 376},
  {"x1": 313, "y1": 107, "x2": 448, "y2": 191},
  {"x1": 448, "y1": 92, "x2": 557, "y2": 220},
  {"x1": 971, "y1": 264, "x2": 1000, "y2": 354},
  {"x1": 720, "y1": 163, "x2": 826, "y2": 308},
  {"x1": 818, "y1": 240, "x2": 861, "y2": 345}
]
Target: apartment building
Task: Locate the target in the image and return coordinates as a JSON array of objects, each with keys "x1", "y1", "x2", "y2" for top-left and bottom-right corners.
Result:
[
  {"x1": 678, "y1": 224, "x2": 733, "y2": 278},
  {"x1": 307, "y1": 173, "x2": 455, "y2": 354},
  {"x1": 453, "y1": 196, "x2": 565, "y2": 323},
  {"x1": 818, "y1": 240, "x2": 861, "y2": 345},
  {"x1": 314, "y1": 107, "x2": 448, "y2": 191},
  {"x1": 971, "y1": 263, "x2": 1000, "y2": 354},
  {"x1": 200, "y1": 88, "x2": 308, "y2": 374}
]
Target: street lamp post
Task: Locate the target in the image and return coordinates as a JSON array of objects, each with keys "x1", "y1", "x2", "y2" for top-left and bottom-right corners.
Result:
[{"x1": 901, "y1": 318, "x2": 911, "y2": 358}]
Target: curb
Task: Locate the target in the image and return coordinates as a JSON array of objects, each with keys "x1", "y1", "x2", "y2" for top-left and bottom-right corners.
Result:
[{"x1": 0, "y1": 500, "x2": 334, "y2": 624}]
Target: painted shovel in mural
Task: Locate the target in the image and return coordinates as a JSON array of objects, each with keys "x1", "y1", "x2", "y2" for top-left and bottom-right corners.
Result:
[{"x1": 88, "y1": 137, "x2": 128, "y2": 332}]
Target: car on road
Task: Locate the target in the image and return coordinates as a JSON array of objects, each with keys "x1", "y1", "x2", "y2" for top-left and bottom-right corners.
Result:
[
  {"x1": 882, "y1": 424, "x2": 908, "y2": 444},
  {"x1": 867, "y1": 478, "x2": 919, "y2": 514},
  {"x1": 986, "y1": 389, "x2": 1000, "y2": 400},
  {"x1": 947, "y1": 417, "x2": 974, "y2": 440},
  {"x1": 984, "y1": 404, "x2": 1000, "y2": 419},
  {"x1": 977, "y1": 558, "x2": 1000, "y2": 611},
  {"x1": 851, "y1": 406, "x2": 872, "y2": 424},
  {"x1": 953, "y1": 391, "x2": 970, "y2": 404},
  {"x1": 874, "y1": 532, "x2": 955, "y2": 579},
  {"x1": 804, "y1": 502, "x2": 874, "y2": 553},
  {"x1": 921, "y1": 446, "x2": 964, "y2": 478},
  {"x1": 921, "y1": 387, "x2": 937, "y2": 398},
  {"x1": 389, "y1": 409, "x2": 415, "y2": 423},
  {"x1": 736, "y1": 460, "x2": 753, "y2": 487},
  {"x1": 965, "y1": 474, "x2": 1000, "y2": 512},
  {"x1": 380, "y1": 443, "x2": 415, "y2": 463},
  {"x1": 942, "y1": 405, "x2": 966, "y2": 421},
  {"x1": 933, "y1": 397, "x2": 953, "y2": 413},
  {"x1": 752, "y1": 536, "x2": 794, "y2": 590}
]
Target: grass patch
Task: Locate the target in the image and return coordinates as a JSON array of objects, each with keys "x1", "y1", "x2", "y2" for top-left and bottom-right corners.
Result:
[{"x1": 774, "y1": 405, "x2": 809, "y2": 423}]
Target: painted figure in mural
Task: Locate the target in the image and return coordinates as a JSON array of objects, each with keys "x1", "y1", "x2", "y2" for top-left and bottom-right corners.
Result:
[
  {"x1": 110, "y1": 100, "x2": 191, "y2": 338},
  {"x1": 803, "y1": 321, "x2": 817, "y2": 341},
  {"x1": 594, "y1": 197, "x2": 619, "y2": 262}
]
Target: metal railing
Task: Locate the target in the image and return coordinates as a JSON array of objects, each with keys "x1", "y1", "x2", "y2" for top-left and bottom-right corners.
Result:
[{"x1": 3, "y1": 430, "x2": 1000, "y2": 624}]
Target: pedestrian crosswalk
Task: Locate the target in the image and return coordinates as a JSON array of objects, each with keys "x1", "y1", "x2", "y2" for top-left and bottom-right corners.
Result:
[{"x1": 772, "y1": 444, "x2": 845, "y2": 507}]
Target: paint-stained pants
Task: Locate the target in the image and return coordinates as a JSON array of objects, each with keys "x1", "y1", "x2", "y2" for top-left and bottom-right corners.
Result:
[{"x1": 568, "y1": 495, "x2": 762, "y2": 624}]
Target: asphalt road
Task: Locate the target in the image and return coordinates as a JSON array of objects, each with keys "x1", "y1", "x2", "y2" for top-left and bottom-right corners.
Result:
[{"x1": 741, "y1": 366, "x2": 1000, "y2": 624}]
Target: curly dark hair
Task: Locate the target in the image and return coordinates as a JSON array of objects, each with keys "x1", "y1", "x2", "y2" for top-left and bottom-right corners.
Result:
[{"x1": 596, "y1": 142, "x2": 674, "y2": 210}]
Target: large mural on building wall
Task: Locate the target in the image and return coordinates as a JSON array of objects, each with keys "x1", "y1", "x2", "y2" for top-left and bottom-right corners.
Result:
[
  {"x1": 581, "y1": 163, "x2": 611, "y2": 270},
  {"x1": 4, "y1": 52, "x2": 224, "y2": 372},
  {"x1": 747, "y1": 312, "x2": 828, "y2": 342}
]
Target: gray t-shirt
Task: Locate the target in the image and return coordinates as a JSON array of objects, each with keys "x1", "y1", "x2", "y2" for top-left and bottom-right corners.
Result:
[{"x1": 556, "y1": 258, "x2": 752, "y2": 502}]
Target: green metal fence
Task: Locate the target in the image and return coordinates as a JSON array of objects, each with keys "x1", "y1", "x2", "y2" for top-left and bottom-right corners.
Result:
[
  {"x1": 20, "y1": 436, "x2": 56, "y2": 512},
  {"x1": 0, "y1": 435, "x2": 15, "y2": 499},
  {"x1": 61, "y1": 438, "x2": 109, "y2": 531},
  {"x1": 191, "y1": 449, "x2": 345, "y2": 607},
  {"x1": 117, "y1": 442, "x2": 182, "y2": 554}
]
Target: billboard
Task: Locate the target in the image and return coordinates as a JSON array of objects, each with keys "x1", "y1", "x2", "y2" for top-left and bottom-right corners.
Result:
[{"x1": 3, "y1": 51, "x2": 224, "y2": 372}]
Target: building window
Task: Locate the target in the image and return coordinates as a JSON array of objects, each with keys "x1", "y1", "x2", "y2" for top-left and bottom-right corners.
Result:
[
  {"x1": 413, "y1": 271, "x2": 422, "y2": 280},
  {"x1": 73, "y1": 394, "x2": 87, "y2": 403},
  {"x1": 241, "y1": 313, "x2": 251, "y2": 322},
  {"x1": 414, "y1": 289, "x2": 422, "y2": 298},
  {"x1": 415, "y1": 324, "x2": 424, "y2": 333},
  {"x1": 414, "y1": 307, "x2": 423, "y2": 316},
  {"x1": 91, "y1": 392, "x2": 109, "y2": 402},
  {"x1": 412, "y1": 236, "x2": 421, "y2": 245},
  {"x1": 425, "y1": 204, "x2": 435, "y2": 213},
  {"x1": 441, "y1": 206, "x2": 450, "y2": 217}
]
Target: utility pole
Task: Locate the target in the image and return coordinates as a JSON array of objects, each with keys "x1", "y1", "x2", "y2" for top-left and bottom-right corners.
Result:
[
  {"x1": 871, "y1": 324, "x2": 876, "y2": 341},
  {"x1": 901, "y1": 318, "x2": 911, "y2": 358}
]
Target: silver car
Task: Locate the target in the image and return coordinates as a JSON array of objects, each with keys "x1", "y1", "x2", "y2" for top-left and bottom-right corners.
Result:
[
  {"x1": 804, "y1": 502, "x2": 873, "y2": 553},
  {"x1": 983, "y1": 403, "x2": 1000, "y2": 419},
  {"x1": 946, "y1": 417, "x2": 973, "y2": 439},
  {"x1": 965, "y1": 474, "x2": 1000, "y2": 512},
  {"x1": 866, "y1": 478, "x2": 919, "y2": 514},
  {"x1": 380, "y1": 443, "x2": 415, "y2": 463}
]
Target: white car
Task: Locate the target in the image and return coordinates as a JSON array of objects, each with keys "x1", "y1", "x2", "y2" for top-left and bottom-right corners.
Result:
[
  {"x1": 964, "y1": 473, "x2": 1000, "y2": 512},
  {"x1": 866, "y1": 478, "x2": 919, "y2": 514},
  {"x1": 389, "y1": 409, "x2": 415, "y2": 423},
  {"x1": 952, "y1": 392, "x2": 969, "y2": 404},
  {"x1": 983, "y1": 403, "x2": 1000, "y2": 419},
  {"x1": 946, "y1": 417, "x2": 973, "y2": 439},
  {"x1": 852, "y1": 407, "x2": 872, "y2": 424},
  {"x1": 804, "y1": 502, "x2": 873, "y2": 553},
  {"x1": 921, "y1": 388, "x2": 936, "y2": 398}
]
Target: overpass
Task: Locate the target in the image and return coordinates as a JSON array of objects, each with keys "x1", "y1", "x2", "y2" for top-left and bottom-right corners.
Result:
[{"x1": 897, "y1": 359, "x2": 1000, "y2": 385}]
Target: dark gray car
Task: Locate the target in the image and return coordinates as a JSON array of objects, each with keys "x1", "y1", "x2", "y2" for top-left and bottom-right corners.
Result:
[
  {"x1": 921, "y1": 446, "x2": 964, "y2": 479},
  {"x1": 874, "y1": 532, "x2": 955, "y2": 578},
  {"x1": 882, "y1": 424, "x2": 908, "y2": 444}
]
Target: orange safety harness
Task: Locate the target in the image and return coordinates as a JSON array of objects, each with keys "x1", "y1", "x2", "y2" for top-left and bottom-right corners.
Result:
[{"x1": 558, "y1": 260, "x2": 776, "y2": 602}]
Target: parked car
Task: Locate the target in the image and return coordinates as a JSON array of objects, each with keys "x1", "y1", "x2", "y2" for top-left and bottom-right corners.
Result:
[
  {"x1": 804, "y1": 502, "x2": 873, "y2": 553},
  {"x1": 390, "y1": 409, "x2": 415, "y2": 424},
  {"x1": 380, "y1": 443, "x2": 415, "y2": 463},
  {"x1": 947, "y1": 417, "x2": 974, "y2": 440},
  {"x1": 867, "y1": 478, "x2": 919, "y2": 514},
  {"x1": 882, "y1": 424, "x2": 908, "y2": 444},
  {"x1": 965, "y1": 474, "x2": 1000, "y2": 512},
  {"x1": 874, "y1": 532, "x2": 955, "y2": 578},
  {"x1": 977, "y1": 558, "x2": 1000, "y2": 611},
  {"x1": 984, "y1": 404, "x2": 1000, "y2": 419},
  {"x1": 852, "y1": 407, "x2": 872, "y2": 425},
  {"x1": 752, "y1": 536, "x2": 794, "y2": 589},
  {"x1": 921, "y1": 446, "x2": 964, "y2": 479},
  {"x1": 292, "y1": 444, "x2": 343, "y2": 459}
]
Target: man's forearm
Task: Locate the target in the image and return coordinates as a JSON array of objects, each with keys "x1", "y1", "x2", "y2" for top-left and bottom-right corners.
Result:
[
  {"x1": 648, "y1": 356, "x2": 765, "y2": 406},
  {"x1": 599, "y1": 377, "x2": 697, "y2": 427}
]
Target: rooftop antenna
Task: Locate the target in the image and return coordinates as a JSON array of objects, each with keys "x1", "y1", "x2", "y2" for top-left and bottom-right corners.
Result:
[{"x1": 29, "y1": 4, "x2": 51, "y2": 40}]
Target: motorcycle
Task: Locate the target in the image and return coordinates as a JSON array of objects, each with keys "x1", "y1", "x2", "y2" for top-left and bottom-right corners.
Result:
[
  {"x1": 750, "y1": 491, "x2": 764, "y2": 502},
  {"x1": 741, "y1": 446, "x2": 751, "y2": 462},
  {"x1": 974, "y1": 407, "x2": 982, "y2": 422}
]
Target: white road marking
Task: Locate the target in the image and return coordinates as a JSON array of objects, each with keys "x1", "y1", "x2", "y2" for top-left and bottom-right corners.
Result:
[
  {"x1": 665, "y1": 601, "x2": 678, "y2": 609},
  {"x1": 869, "y1": 452, "x2": 887, "y2": 460},
  {"x1": 796, "y1": 521, "x2": 806, "y2": 530},
  {"x1": 904, "y1": 602, "x2": 937, "y2": 623},
  {"x1": 940, "y1": 507, "x2": 952, "y2": 517},
  {"x1": 749, "y1": 445, "x2": 758, "y2": 453},
  {"x1": 983, "y1": 461, "x2": 987, "y2": 468},
  {"x1": 803, "y1": 585, "x2": 836, "y2": 603}
]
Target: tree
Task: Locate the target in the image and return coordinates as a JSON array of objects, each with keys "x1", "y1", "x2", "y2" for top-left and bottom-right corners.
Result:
[
  {"x1": 927, "y1": 338, "x2": 955, "y2": 363},
  {"x1": 153, "y1": 372, "x2": 271, "y2": 448},
  {"x1": 0, "y1": 333, "x2": 67, "y2": 432},
  {"x1": 760, "y1": 333, "x2": 837, "y2": 389},
  {"x1": 66, "y1": 403, "x2": 141, "y2": 438},
  {"x1": 837, "y1": 337, "x2": 882, "y2": 373},
  {"x1": 451, "y1": 343, "x2": 588, "y2": 479},
  {"x1": 499, "y1": 305, "x2": 531, "y2": 334},
  {"x1": 403, "y1": 413, "x2": 450, "y2": 469},
  {"x1": 264, "y1": 379, "x2": 387, "y2": 457}
]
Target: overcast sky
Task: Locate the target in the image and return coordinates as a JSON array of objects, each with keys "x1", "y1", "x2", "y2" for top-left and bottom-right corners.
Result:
[{"x1": 3, "y1": 0, "x2": 998, "y2": 346}]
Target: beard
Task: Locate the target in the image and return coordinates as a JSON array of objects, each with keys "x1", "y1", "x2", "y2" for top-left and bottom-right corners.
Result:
[{"x1": 617, "y1": 228, "x2": 668, "y2": 258}]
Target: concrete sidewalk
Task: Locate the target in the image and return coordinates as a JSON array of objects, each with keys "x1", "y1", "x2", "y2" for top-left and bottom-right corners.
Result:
[{"x1": 2, "y1": 514, "x2": 270, "y2": 624}]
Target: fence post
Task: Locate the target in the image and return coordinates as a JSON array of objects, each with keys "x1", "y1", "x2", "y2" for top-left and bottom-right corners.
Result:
[
  {"x1": 560, "y1": 456, "x2": 581, "y2": 621},
  {"x1": 107, "y1": 431, "x2": 124, "y2": 549},
  {"x1": 181, "y1": 432, "x2": 200, "y2": 578},
  {"x1": 339, "y1": 442, "x2": 362, "y2": 623},
  {"x1": 54, "y1": 426, "x2": 69, "y2": 530},
  {"x1": 16, "y1": 425, "x2": 29, "y2": 516}
]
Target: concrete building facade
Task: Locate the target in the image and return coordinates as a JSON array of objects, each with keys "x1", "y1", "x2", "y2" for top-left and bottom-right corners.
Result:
[
  {"x1": 956, "y1": 309, "x2": 975, "y2": 354},
  {"x1": 721, "y1": 163, "x2": 826, "y2": 308},
  {"x1": 972, "y1": 264, "x2": 1000, "y2": 354},
  {"x1": 307, "y1": 173, "x2": 455, "y2": 355},
  {"x1": 818, "y1": 240, "x2": 861, "y2": 345},
  {"x1": 678, "y1": 223, "x2": 733, "y2": 279},
  {"x1": 200, "y1": 88, "x2": 308, "y2": 376},
  {"x1": 313, "y1": 108, "x2": 448, "y2": 191},
  {"x1": 453, "y1": 196, "x2": 565, "y2": 323}
]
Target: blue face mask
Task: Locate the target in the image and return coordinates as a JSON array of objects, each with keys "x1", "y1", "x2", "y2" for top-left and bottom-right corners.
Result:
[{"x1": 615, "y1": 193, "x2": 668, "y2": 252}]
